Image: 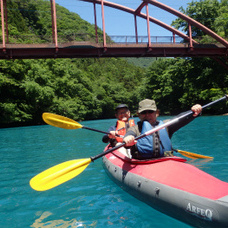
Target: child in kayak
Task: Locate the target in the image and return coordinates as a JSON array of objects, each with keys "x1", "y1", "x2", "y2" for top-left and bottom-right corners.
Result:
[{"x1": 102, "y1": 104, "x2": 135, "y2": 147}]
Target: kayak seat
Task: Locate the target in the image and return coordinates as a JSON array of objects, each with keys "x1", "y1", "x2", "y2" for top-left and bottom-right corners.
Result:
[{"x1": 116, "y1": 143, "x2": 132, "y2": 159}]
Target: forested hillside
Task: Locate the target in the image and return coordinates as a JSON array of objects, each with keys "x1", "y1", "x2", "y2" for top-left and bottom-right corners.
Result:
[{"x1": 0, "y1": 0, "x2": 227, "y2": 127}]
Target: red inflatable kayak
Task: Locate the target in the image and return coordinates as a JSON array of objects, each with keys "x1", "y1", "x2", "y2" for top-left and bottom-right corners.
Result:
[{"x1": 103, "y1": 149, "x2": 228, "y2": 228}]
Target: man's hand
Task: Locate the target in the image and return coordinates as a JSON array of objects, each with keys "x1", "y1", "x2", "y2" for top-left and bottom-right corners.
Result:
[
  {"x1": 191, "y1": 104, "x2": 202, "y2": 117},
  {"x1": 123, "y1": 135, "x2": 137, "y2": 147}
]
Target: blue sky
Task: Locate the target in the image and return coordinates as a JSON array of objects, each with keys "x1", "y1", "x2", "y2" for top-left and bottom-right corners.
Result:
[{"x1": 55, "y1": 0, "x2": 193, "y2": 37}]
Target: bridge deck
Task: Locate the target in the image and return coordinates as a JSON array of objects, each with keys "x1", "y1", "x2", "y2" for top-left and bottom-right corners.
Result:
[{"x1": 0, "y1": 42, "x2": 227, "y2": 59}]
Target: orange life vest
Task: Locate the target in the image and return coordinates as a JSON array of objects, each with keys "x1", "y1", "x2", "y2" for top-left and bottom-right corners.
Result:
[{"x1": 115, "y1": 119, "x2": 135, "y2": 142}]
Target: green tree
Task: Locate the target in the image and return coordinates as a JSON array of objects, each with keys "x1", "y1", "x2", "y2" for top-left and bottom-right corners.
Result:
[
  {"x1": 214, "y1": 0, "x2": 228, "y2": 37},
  {"x1": 172, "y1": 0, "x2": 221, "y2": 38}
]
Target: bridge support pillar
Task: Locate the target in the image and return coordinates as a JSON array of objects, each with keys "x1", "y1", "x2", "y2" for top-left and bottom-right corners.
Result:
[
  {"x1": 101, "y1": 0, "x2": 107, "y2": 51},
  {"x1": 1, "y1": 0, "x2": 6, "y2": 52},
  {"x1": 50, "y1": 0, "x2": 58, "y2": 54},
  {"x1": 93, "y1": 1, "x2": 99, "y2": 43},
  {"x1": 188, "y1": 23, "x2": 193, "y2": 50},
  {"x1": 146, "y1": 3, "x2": 151, "y2": 49},
  {"x1": 134, "y1": 14, "x2": 138, "y2": 44},
  {"x1": 173, "y1": 33, "x2": 175, "y2": 44}
]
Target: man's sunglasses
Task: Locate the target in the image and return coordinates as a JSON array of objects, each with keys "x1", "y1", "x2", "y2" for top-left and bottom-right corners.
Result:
[{"x1": 140, "y1": 110, "x2": 155, "y2": 115}]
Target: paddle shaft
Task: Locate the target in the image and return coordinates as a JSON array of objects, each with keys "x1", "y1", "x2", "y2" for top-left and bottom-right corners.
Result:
[
  {"x1": 82, "y1": 126, "x2": 110, "y2": 135},
  {"x1": 201, "y1": 95, "x2": 227, "y2": 109},
  {"x1": 82, "y1": 126, "x2": 123, "y2": 137},
  {"x1": 91, "y1": 95, "x2": 228, "y2": 161}
]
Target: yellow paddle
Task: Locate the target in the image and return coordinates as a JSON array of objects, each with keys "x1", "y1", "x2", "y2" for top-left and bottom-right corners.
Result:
[
  {"x1": 30, "y1": 95, "x2": 227, "y2": 191},
  {"x1": 42, "y1": 112, "x2": 122, "y2": 137},
  {"x1": 30, "y1": 158, "x2": 91, "y2": 191},
  {"x1": 42, "y1": 112, "x2": 123, "y2": 138},
  {"x1": 42, "y1": 112, "x2": 111, "y2": 134},
  {"x1": 173, "y1": 149, "x2": 213, "y2": 159}
]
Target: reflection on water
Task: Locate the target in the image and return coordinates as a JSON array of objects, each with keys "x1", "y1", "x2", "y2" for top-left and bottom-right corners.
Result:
[
  {"x1": 187, "y1": 158, "x2": 214, "y2": 170},
  {"x1": 31, "y1": 211, "x2": 97, "y2": 228}
]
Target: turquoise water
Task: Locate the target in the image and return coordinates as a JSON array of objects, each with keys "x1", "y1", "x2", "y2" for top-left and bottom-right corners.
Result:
[{"x1": 0, "y1": 116, "x2": 228, "y2": 228}]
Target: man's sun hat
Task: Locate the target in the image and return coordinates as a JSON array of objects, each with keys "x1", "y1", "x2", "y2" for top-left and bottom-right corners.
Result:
[{"x1": 138, "y1": 99, "x2": 157, "y2": 113}]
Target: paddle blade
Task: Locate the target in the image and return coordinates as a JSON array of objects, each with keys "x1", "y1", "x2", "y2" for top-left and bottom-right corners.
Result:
[
  {"x1": 30, "y1": 158, "x2": 92, "y2": 191},
  {"x1": 42, "y1": 113, "x2": 82, "y2": 129},
  {"x1": 177, "y1": 150, "x2": 213, "y2": 159}
]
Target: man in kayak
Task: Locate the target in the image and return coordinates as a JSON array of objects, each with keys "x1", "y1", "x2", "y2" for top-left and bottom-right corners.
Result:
[
  {"x1": 123, "y1": 99, "x2": 202, "y2": 159},
  {"x1": 102, "y1": 104, "x2": 135, "y2": 147}
]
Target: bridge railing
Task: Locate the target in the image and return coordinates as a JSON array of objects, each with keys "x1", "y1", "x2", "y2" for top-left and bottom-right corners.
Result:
[
  {"x1": 0, "y1": 33, "x2": 185, "y2": 45},
  {"x1": 108, "y1": 35, "x2": 184, "y2": 44},
  {"x1": 1, "y1": 33, "x2": 226, "y2": 45}
]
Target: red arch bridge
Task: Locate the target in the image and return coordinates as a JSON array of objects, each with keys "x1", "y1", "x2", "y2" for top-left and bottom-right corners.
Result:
[{"x1": 0, "y1": 0, "x2": 228, "y2": 67}]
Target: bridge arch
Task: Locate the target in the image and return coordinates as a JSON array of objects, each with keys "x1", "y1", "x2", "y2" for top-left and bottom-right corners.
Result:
[
  {"x1": 81, "y1": 0, "x2": 198, "y2": 46},
  {"x1": 82, "y1": 0, "x2": 228, "y2": 48}
]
